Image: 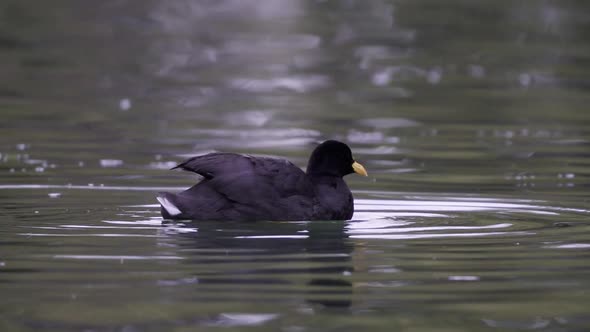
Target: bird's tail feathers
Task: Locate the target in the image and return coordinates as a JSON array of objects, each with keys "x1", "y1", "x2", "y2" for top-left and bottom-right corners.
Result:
[{"x1": 157, "y1": 192, "x2": 183, "y2": 218}]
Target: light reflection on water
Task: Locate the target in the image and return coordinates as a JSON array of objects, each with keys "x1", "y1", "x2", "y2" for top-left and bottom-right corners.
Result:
[
  {"x1": 6, "y1": 185, "x2": 586, "y2": 244},
  {"x1": 1, "y1": 186, "x2": 589, "y2": 330}
]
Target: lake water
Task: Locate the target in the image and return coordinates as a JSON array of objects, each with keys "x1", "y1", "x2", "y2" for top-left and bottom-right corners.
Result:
[{"x1": 1, "y1": 1, "x2": 590, "y2": 331}]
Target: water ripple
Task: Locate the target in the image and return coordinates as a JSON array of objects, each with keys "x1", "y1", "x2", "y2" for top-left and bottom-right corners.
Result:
[{"x1": 52, "y1": 255, "x2": 184, "y2": 260}]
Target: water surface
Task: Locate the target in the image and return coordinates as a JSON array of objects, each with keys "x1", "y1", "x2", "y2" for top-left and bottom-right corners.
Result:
[{"x1": 1, "y1": 1, "x2": 590, "y2": 331}]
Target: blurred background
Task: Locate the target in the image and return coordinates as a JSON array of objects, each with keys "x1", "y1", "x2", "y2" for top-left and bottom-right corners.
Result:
[
  {"x1": 1, "y1": 1, "x2": 590, "y2": 331},
  {"x1": 1, "y1": 0, "x2": 589, "y2": 195}
]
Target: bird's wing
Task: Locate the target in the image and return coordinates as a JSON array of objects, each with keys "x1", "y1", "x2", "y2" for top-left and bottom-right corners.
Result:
[
  {"x1": 172, "y1": 153, "x2": 254, "y2": 179},
  {"x1": 207, "y1": 156, "x2": 310, "y2": 197},
  {"x1": 170, "y1": 154, "x2": 315, "y2": 220},
  {"x1": 207, "y1": 158, "x2": 314, "y2": 220},
  {"x1": 179, "y1": 155, "x2": 312, "y2": 199}
]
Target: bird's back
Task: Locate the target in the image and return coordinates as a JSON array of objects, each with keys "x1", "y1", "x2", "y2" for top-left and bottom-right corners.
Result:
[{"x1": 158, "y1": 153, "x2": 316, "y2": 221}]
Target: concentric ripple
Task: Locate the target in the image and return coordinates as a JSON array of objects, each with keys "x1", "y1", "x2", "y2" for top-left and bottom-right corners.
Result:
[{"x1": 2, "y1": 185, "x2": 590, "y2": 331}]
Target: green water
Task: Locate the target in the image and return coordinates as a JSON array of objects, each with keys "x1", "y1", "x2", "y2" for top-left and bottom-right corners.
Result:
[{"x1": 1, "y1": 1, "x2": 590, "y2": 331}]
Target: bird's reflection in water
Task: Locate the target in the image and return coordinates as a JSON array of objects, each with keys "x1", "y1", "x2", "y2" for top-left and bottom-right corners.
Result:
[
  {"x1": 164, "y1": 219, "x2": 354, "y2": 309},
  {"x1": 304, "y1": 221, "x2": 353, "y2": 308}
]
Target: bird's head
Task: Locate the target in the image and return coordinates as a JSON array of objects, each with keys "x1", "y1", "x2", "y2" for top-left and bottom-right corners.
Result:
[{"x1": 307, "y1": 140, "x2": 368, "y2": 177}]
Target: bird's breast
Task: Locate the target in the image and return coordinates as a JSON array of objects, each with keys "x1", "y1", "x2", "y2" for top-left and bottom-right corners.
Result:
[{"x1": 312, "y1": 178, "x2": 353, "y2": 220}]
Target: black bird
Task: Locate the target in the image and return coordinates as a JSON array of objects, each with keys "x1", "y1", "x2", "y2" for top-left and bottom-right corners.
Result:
[{"x1": 157, "y1": 140, "x2": 367, "y2": 221}]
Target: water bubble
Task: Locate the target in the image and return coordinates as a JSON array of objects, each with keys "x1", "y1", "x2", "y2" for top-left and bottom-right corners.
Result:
[
  {"x1": 558, "y1": 173, "x2": 575, "y2": 179},
  {"x1": 119, "y1": 98, "x2": 132, "y2": 111},
  {"x1": 100, "y1": 159, "x2": 124, "y2": 168},
  {"x1": 519, "y1": 73, "x2": 531, "y2": 87},
  {"x1": 372, "y1": 68, "x2": 392, "y2": 86},
  {"x1": 448, "y1": 275, "x2": 480, "y2": 281},
  {"x1": 16, "y1": 143, "x2": 28, "y2": 151},
  {"x1": 427, "y1": 68, "x2": 442, "y2": 84}
]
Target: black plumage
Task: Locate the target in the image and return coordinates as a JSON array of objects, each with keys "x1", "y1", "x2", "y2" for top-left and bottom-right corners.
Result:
[{"x1": 157, "y1": 140, "x2": 367, "y2": 221}]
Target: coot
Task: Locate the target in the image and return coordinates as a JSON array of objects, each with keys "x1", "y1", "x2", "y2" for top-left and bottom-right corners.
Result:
[{"x1": 157, "y1": 140, "x2": 367, "y2": 221}]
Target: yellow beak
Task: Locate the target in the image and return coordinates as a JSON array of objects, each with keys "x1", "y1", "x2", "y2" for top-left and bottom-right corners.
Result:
[{"x1": 352, "y1": 161, "x2": 368, "y2": 176}]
